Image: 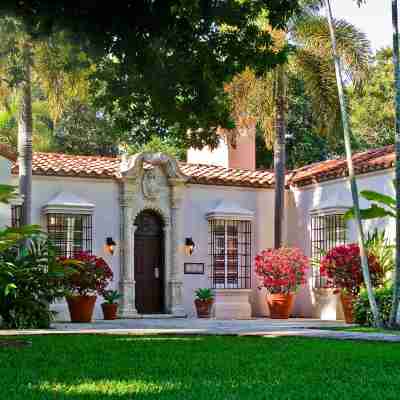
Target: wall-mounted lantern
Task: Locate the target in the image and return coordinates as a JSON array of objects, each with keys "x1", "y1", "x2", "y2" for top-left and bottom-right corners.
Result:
[
  {"x1": 105, "y1": 237, "x2": 117, "y2": 255},
  {"x1": 185, "y1": 237, "x2": 195, "y2": 256}
]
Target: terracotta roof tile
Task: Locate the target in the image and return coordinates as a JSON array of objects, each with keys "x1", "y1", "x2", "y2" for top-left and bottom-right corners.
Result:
[
  {"x1": 9, "y1": 145, "x2": 396, "y2": 189},
  {"x1": 0, "y1": 144, "x2": 17, "y2": 162},
  {"x1": 11, "y1": 152, "x2": 275, "y2": 188},
  {"x1": 288, "y1": 145, "x2": 395, "y2": 187}
]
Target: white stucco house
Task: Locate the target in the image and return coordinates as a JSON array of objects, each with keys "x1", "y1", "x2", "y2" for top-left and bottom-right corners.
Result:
[{"x1": 0, "y1": 133, "x2": 395, "y2": 321}]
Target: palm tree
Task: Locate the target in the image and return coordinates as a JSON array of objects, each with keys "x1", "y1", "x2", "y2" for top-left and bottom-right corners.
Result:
[
  {"x1": 226, "y1": 7, "x2": 371, "y2": 248},
  {"x1": 324, "y1": 0, "x2": 382, "y2": 327},
  {"x1": 17, "y1": 39, "x2": 33, "y2": 225},
  {"x1": 390, "y1": 0, "x2": 400, "y2": 327}
]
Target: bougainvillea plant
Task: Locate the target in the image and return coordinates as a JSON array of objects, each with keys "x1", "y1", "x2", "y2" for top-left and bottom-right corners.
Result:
[
  {"x1": 59, "y1": 251, "x2": 113, "y2": 296},
  {"x1": 320, "y1": 244, "x2": 383, "y2": 296},
  {"x1": 255, "y1": 247, "x2": 309, "y2": 294}
]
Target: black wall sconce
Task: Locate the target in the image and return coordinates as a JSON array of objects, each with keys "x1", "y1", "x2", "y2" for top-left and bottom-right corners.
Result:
[
  {"x1": 185, "y1": 237, "x2": 195, "y2": 256},
  {"x1": 105, "y1": 237, "x2": 117, "y2": 255}
]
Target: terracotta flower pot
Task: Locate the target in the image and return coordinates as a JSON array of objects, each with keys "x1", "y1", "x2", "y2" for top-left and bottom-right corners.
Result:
[
  {"x1": 340, "y1": 292, "x2": 356, "y2": 323},
  {"x1": 195, "y1": 299, "x2": 213, "y2": 318},
  {"x1": 267, "y1": 293, "x2": 295, "y2": 319},
  {"x1": 66, "y1": 295, "x2": 97, "y2": 323},
  {"x1": 102, "y1": 303, "x2": 118, "y2": 320}
]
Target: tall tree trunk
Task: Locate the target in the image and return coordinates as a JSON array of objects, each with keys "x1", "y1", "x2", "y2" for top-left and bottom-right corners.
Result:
[
  {"x1": 274, "y1": 65, "x2": 286, "y2": 249},
  {"x1": 325, "y1": 0, "x2": 383, "y2": 327},
  {"x1": 390, "y1": 0, "x2": 400, "y2": 327},
  {"x1": 18, "y1": 40, "x2": 33, "y2": 226}
]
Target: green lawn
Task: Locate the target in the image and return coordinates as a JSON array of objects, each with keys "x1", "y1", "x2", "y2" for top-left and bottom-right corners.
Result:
[
  {"x1": 1, "y1": 334, "x2": 400, "y2": 400},
  {"x1": 317, "y1": 326, "x2": 400, "y2": 335}
]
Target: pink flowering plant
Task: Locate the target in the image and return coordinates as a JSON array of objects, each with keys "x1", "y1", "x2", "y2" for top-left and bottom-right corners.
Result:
[
  {"x1": 320, "y1": 244, "x2": 383, "y2": 296},
  {"x1": 58, "y1": 251, "x2": 113, "y2": 296},
  {"x1": 255, "y1": 247, "x2": 309, "y2": 294}
]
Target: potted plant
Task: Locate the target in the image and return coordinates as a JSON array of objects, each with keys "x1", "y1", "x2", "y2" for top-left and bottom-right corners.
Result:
[
  {"x1": 194, "y1": 288, "x2": 214, "y2": 318},
  {"x1": 59, "y1": 251, "x2": 113, "y2": 323},
  {"x1": 255, "y1": 247, "x2": 309, "y2": 319},
  {"x1": 320, "y1": 244, "x2": 383, "y2": 323},
  {"x1": 101, "y1": 290, "x2": 120, "y2": 320}
]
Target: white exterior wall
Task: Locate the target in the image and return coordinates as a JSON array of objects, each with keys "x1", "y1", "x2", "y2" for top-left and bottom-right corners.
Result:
[
  {"x1": 181, "y1": 184, "x2": 275, "y2": 317},
  {"x1": 10, "y1": 175, "x2": 121, "y2": 321},
  {"x1": 0, "y1": 156, "x2": 13, "y2": 227},
  {"x1": 287, "y1": 169, "x2": 395, "y2": 317}
]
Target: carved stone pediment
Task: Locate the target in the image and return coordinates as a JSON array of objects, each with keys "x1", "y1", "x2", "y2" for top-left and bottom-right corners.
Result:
[{"x1": 120, "y1": 152, "x2": 188, "y2": 184}]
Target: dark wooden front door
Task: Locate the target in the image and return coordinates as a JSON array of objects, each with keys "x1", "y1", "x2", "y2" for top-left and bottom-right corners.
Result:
[{"x1": 134, "y1": 211, "x2": 164, "y2": 314}]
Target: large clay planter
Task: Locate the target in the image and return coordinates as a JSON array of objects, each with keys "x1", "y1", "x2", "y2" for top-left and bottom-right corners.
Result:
[
  {"x1": 66, "y1": 295, "x2": 97, "y2": 323},
  {"x1": 195, "y1": 299, "x2": 214, "y2": 318},
  {"x1": 102, "y1": 303, "x2": 118, "y2": 320},
  {"x1": 267, "y1": 293, "x2": 295, "y2": 319},
  {"x1": 340, "y1": 292, "x2": 356, "y2": 324}
]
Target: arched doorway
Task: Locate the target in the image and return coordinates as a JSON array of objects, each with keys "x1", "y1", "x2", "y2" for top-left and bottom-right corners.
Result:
[{"x1": 134, "y1": 210, "x2": 164, "y2": 314}]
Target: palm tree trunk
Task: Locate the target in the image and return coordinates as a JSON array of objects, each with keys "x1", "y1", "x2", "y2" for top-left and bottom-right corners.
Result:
[
  {"x1": 18, "y1": 40, "x2": 33, "y2": 226},
  {"x1": 274, "y1": 65, "x2": 286, "y2": 249},
  {"x1": 390, "y1": 0, "x2": 400, "y2": 327},
  {"x1": 325, "y1": 0, "x2": 383, "y2": 327}
]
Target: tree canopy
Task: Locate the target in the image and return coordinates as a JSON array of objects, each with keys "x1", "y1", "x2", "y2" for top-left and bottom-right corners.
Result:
[{"x1": 0, "y1": 1, "x2": 302, "y2": 148}]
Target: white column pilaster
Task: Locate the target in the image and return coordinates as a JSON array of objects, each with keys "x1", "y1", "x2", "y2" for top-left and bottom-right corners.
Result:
[
  {"x1": 118, "y1": 182, "x2": 139, "y2": 318},
  {"x1": 168, "y1": 180, "x2": 186, "y2": 316}
]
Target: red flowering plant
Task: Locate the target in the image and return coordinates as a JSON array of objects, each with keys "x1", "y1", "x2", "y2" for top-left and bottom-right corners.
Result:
[
  {"x1": 255, "y1": 247, "x2": 309, "y2": 294},
  {"x1": 58, "y1": 251, "x2": 113, "y2": 296},
  {"x1": 320, "y1": 244, "x2": 383, "y2": 296}
]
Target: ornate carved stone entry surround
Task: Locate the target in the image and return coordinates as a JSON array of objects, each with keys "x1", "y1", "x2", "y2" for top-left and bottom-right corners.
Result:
[{"x1": 118, "y1": 152, "x2": 188, "y2": 317}]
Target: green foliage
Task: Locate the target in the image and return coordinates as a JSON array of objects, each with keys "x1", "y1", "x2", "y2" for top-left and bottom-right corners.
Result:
[
  {"x1": 102, "y1": 290, "x2": 121, "y2": 305},
  {"x1": 194, "y1": 288, "x2": 214, "y2": 301},
  {"x1": 54, "y1": 101, "x2": 119, "y2": 156},
  {"x1": 344, "y1": 186, "x2": 397, "y2": 221},
  {"x1": 128, "y1": 135, "x2": 186, "y2": 161},
  {"x1": 0, "y1": 184, "x2": 17, "y2": 204},
  {"x1": 365, "y1": 230, "x2": 394, "y2": 282},
  {"x1": 349, "y1": 48, "x2": 395, "y2": 149},
  {"x1": 353, "y1": 286, "x2": 393, "y2": 327},
  {"x1": 0, "y1": 233, "x2": 65, "y2": 328},
  {"x1": 0, "y1": 1, "x2": 302, "y2": 148}
]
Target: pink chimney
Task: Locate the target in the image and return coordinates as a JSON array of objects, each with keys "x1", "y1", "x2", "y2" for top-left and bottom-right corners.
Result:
[{"x1": 187, "y1": 122, "x2": 256, "y2": 170}]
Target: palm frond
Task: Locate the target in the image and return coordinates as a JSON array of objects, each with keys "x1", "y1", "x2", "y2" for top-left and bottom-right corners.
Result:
[{"x1": 292, "y1": 15, "x2": 371, "y2": 87}]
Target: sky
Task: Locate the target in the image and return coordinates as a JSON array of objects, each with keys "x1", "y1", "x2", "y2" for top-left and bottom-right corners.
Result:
[{"x1": 329, "y1": 0, "x2": 392, "y2": 51}]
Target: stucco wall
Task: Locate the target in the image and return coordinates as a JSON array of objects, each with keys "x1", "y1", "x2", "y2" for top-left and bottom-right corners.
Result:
[
  {"x1": 181, "y1": 184, "x2": 275, "y2": 317},
  {"x1": 10, "y1": 175, "x2": 121, "y2": 321},
  {"x1": 287, "y1": 169, "x2": 395, "y2": 317},
  {"x1": 0, "y1": 156, "x2": 13, "y2": 228}
]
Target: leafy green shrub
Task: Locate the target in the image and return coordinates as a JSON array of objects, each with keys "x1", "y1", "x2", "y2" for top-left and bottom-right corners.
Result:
[
  {"x1": 353, "y1": 286, "x2": 393, "y2": 326},
  {"x1": 195, "y1": 288, "x2": 214, "y2": 302},
  {"x1": 0, "y1": 233, "x2": 65, "y2": 329}
]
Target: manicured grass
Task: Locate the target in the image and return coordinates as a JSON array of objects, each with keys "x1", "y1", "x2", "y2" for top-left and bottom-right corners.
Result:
[
  {"x1": 318, "y1": 326, "x2": 400, "y2": 335},
  {"x1": 1, "y1": 334, "x2": 400, "y2": 399}
]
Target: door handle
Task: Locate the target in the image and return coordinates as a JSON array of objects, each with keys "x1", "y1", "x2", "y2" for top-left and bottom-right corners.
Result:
[{"x1": 154, "y1": 267, "x2": 159, "y2": 279}]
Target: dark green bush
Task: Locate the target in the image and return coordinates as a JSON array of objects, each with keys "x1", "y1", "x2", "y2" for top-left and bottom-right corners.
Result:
[
  {"x1": 0, "y1": 233, "x2": 65, "y2": 329},
  {"x1": 353, "y1": 286, "x2": 393, "y2": 326}
]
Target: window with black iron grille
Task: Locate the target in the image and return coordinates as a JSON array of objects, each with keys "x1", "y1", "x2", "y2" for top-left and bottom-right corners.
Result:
[
  {"x1": 208, "y1": 219, "x2": 251, "y2": 289},
  {"x1": 311, "y1": 213, "x2": 346, "y2": 288},
  {"x1": 11, "y1": 205, "x2": 23, "y2": 228},
  {"x1": 47, "y1": 214, "x2": 93, "y2": 257}
]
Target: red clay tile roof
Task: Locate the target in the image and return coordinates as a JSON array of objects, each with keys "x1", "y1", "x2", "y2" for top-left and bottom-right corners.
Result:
[
  {"x1": 10, "y1": 152, "x2": 275, "y2": 188},
  {"x1": 180, "y1": 163, "x2": 274, "y2": 188},
  {"x1": 8, "y1": 145, "x2": 395, "y2": 188},
  {"x1": 288, "y1": 145, "x2": 395, "y2": 187},
  {"x1": 0, "y1": 144, "x2": 17, "y2": 162}
]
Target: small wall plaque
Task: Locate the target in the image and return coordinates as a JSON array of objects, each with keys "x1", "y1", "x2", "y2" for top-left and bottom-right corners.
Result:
[{"x1": 184, "y1": 263, "x2": 205, "y2": 275}]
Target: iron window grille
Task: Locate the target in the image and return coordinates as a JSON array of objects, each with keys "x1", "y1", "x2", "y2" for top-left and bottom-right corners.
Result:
[
  {"x1": 47, "y1": 213, "x2": 93, "y2": 257},
  {"x1": 11, "y1": 204, "x2": 23, "y2": 228},
  {"x1": 311, "y1": 213, "x2": 347, "y2": 288},
  {"x1": 208, "y1": 219, "x2": 251, "y2": 289}
]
